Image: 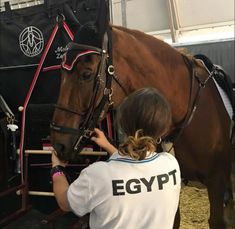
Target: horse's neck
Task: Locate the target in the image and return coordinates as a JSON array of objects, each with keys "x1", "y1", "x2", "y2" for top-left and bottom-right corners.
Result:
[{"x1": 111, "y1": 26, "x2": 191, "y2": 124}]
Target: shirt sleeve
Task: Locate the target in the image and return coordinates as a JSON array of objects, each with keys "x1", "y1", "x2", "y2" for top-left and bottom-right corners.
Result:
[{"x1": 67, "y1": 168, "x2": 91, "y2": 216}]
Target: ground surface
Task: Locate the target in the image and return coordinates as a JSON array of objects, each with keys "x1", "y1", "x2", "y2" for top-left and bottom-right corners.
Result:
[{"x1": 180, "y1": 182, "x2": 209, "y2": 229}]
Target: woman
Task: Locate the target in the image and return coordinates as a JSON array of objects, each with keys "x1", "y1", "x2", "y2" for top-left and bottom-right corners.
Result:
[{"x1": 51, "y1": 87, "x2": 181, "y2": 229}]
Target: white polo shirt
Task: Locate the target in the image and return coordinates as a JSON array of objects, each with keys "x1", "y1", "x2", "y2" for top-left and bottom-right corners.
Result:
[{"x1": 67, "y1": 152, "x2": 181, "y2": 229}]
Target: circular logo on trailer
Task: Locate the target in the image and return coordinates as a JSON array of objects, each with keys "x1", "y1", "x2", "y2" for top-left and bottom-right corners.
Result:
[{"x1": 19, "y1": 26, "x2": 44, "y2": 57}]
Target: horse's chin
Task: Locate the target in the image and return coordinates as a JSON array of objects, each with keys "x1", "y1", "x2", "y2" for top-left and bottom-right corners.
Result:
[
  {"x1": 52, "y1": 133, "x2": 90, "y2": 161},
  {"x1": 53, "y1": 143, "x2": 72, "y2": 161},
  {"x1": 57, "y1": 151, "x2": 72, "y2": 162},
  {"x1": 56, "y1": 145, "x2": 85, "y2": 162}
]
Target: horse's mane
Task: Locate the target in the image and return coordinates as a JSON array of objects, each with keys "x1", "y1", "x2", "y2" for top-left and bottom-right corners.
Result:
[
  {"x1": 110, "y1": 25, "x2": 205, "y2": 72},
  {"x1": 112, "y1": 25, "x2": 194, "y2": 59},
  {"x1": 111, "y1": 25, "x2": 195, "y2": 68},
  {"x1": 112, "y1": 25, "x2": 174, "y2": 51}
]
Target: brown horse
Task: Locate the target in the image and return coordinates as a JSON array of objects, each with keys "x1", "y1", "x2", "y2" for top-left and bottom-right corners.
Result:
[{"x1": 50, "y1": 22, "x2": 235, "y2": 228}]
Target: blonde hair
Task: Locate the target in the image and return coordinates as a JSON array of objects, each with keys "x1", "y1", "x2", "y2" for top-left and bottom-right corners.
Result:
[{"x1": 119, "y1": 130, "x2": 156, "y2": 160}]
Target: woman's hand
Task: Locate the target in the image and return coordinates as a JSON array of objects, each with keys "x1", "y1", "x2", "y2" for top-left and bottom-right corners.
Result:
[
  {"x1": 51, "y1": 150, "x2": 68, "y2": 167},
  {"x1": 91, "y1": 128, "x2": 117, "y2": 155}
]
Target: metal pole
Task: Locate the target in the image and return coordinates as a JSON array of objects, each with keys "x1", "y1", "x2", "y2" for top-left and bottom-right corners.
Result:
[
  {"x1": 109, "y1": 0, "x2": 113, "y2": 24},
  {"x1": 121, "y1": 0, "x2": 127, "y2": 27},
  {"x1": 171, "y1": 0, "x2": 180, "y2": 31},
  {"x1": 166, "y1": 0, "x2": 178, "y2": 43}
]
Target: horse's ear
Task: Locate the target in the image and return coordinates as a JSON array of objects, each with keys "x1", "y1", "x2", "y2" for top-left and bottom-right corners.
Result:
[
  {"x1": 73, "y1": 0, "x2": 109, "y2": 48},
  {"x1": 95, "y1": 0, "x2": 110, "y2": 39}
]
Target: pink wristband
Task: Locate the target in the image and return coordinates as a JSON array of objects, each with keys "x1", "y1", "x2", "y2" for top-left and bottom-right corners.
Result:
[{"x1": 52, "y1": 171, "x2": 64, "y2": 180}]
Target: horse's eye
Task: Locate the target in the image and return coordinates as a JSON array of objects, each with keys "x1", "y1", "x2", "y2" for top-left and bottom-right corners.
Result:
[{"x1": 80, "y1": 72, "x2": 93, "y2": 81}]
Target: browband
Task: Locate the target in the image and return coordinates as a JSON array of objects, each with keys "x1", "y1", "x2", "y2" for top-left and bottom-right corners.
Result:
[
  {"x1": 61, "y1": 42, "x2": 102, "y2": 71},
  {"x1": 67, "y1": 42, "x2": 102, "y2": 53}
]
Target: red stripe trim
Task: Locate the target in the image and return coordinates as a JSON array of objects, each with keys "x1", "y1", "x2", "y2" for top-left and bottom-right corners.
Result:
[
  {"x1": 63, "y1": 21, "x2": 74, "y2": 40},
  {"x1": 42, "y1": 65, "x2": 61, "y2": 72},
  {"x1": 19, "y1": 24, "x2": 59, "y2": 183},
  {"x1": 19, "y1": 22, "x2": 74, "y2": 184},
  {"x1": 62, "y1": 50, "x2": 100, "y2": 71}
]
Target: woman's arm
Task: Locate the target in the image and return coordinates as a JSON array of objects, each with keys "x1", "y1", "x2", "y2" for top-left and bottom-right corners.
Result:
[
  {"x1": 51, "y1": 151, "x2": 70, "y2": 212},
  {"x1": 91, "y1": 128, "x2": 118, "y2": 155}
]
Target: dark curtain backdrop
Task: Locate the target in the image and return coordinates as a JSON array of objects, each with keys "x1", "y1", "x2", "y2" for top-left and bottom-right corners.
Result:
[{"x1": 0, "y1": 0, "x2": 101, "y2": 112}]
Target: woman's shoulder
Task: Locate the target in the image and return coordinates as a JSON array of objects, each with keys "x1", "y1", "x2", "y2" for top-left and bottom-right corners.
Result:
[
  {"x1": 158, "y1": 151, "x2": 176, "y2": 158},
  {"x1": 87, "y1": 160, "x2": 107, "y2": 169},
  {"x1": 82, "y1": 160, "x2": 109, "y2": 177},
  {"x1": 157, "y1": 152, "x2": 180, "y2": 164}
]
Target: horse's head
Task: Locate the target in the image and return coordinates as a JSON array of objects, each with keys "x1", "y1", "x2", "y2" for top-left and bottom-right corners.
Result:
[{"x1": 50, "y1": 22, "x2": 114, "y2": 161}]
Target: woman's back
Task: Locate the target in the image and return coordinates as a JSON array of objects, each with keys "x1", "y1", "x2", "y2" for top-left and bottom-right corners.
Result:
[{"x1": 68, "y1": 152, "x2": 181, "y2": 229}]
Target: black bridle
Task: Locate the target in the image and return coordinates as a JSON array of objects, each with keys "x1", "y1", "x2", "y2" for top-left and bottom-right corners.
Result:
[{"x1": 51, "y1": 29, "x2": 116, "y2": 155}]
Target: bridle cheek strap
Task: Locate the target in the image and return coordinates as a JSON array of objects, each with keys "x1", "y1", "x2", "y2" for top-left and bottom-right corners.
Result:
[{"x1": 73, "y1": 31, "x2": 114, "y2": 151}]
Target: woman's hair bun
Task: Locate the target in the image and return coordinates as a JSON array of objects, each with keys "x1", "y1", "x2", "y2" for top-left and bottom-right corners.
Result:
[{"x1": 119, "y1": 130, "x2": 156, "y2": 160}]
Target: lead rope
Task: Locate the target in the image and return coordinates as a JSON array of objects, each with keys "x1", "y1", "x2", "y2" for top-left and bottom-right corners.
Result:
[{"x1": 18, "y1": 16, "x2": 74, "y2": 184}]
